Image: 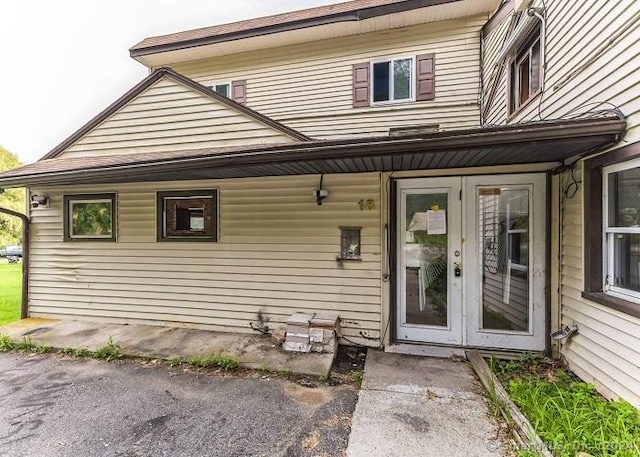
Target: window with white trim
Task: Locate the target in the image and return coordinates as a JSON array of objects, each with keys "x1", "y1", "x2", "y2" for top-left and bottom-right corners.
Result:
[
  {"x1": 372, "y1": 57, "x2": 414, "y2": 103},
  {"x1": 206, "y1": 82, "x2": 231, "y2": 98},
  {"x1": 604, "y1": 159, "x2": 640, "y2": 301},
  {"x1": 508, "y1": 26, "x2": 542, "y2": 114}
]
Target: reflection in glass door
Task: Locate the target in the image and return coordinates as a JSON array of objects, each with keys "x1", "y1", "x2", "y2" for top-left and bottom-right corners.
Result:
[
  {"x1": 464, "y1": 174, "x2": 546, "y2": 351},
  {"x1": 396, "y1": 178, "x2": 462, "y2": 345},
  {"x1": 478, "y1": 188, "x2": 530, "y2": 332},
  {"x1": 404, "y1": 192, "x2": 449, "y2": 327}
]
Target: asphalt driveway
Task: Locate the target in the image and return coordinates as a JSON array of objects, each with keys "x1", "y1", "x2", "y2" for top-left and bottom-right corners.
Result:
[{"x1": 0, "y1": 353, "x2": 357, "y2": 457}]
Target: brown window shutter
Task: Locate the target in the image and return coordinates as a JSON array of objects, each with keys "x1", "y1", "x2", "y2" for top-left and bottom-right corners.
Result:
[
  {"x1": 353, "y1": 62, "x2": 370, "y2": 108},
  {"x1": 231, "y1": 80, "x2": 246, "y2": 105},
  {"x1": 416, "y1": 53, "x2": 435, "y2": 101}
]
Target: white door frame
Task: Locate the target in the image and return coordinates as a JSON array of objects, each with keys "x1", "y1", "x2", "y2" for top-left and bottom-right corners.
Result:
[
  {"x1": 463, "y1": 173, "x2": 547, "y2": 351},
  {"x1": 395, "y1": 177, "x2": 463, "y2": 344},
  {"x1": 394, "y1": 173, "x2": 547, "y2": 351}
]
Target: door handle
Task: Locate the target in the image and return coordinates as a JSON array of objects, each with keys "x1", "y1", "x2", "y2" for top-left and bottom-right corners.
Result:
[{"x1": 454, "y1": 262, "x2": 461, "y2": 277}]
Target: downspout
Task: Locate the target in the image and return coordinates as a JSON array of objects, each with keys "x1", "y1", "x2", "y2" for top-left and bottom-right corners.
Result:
[{"x1": 0, "y1": 207, "x2": 29, "y2": 319}]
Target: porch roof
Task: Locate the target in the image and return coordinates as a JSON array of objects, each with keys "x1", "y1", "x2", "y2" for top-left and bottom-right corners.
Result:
[{"x1": 0, "y1": 115, "x2": 626, "y2": 188}]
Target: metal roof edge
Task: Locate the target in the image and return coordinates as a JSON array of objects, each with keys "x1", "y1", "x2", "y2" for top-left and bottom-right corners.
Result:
[
  {"x1": 3, "y1": 116, "x2": 625, "y2": 188},
  {"x1": 129, "y1": 0, "x2": 461, "y2": 58}
]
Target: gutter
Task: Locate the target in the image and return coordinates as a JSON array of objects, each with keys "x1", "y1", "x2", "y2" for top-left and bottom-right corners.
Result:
[
  {"x1": 0, "y1": 116, "x2": 626, "y2": 188},
  {"x1": 129, "y1": 0, "x2": 461, "y2": 58},
  {"x1": 0, "y1": 207, "x2": 29, "y2": 319}
]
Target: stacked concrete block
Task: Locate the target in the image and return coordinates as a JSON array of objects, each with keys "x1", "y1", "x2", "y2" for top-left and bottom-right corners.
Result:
[
  {"x1": 281, "y1": 312, "x2": 341, "y2": 354},
  {"x1": 282, "y1": 312, "x2": 313, "y2": 352},
  {"x1": 310, "y1": 313, "x2": 340, "y2": 354}
]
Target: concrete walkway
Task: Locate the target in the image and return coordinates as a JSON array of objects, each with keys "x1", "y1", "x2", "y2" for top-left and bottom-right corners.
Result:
[
  {"x1": 0, "y1": 318, "x2": 334, "y2": 376},
  {"x1": 346, "y1": 351, "x2": 509, "y2": 457}
]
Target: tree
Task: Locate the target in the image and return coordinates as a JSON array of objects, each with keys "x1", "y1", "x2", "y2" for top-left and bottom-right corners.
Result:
[{"x1": 0, "y1": 147, "x2": 26, "y2": 247}]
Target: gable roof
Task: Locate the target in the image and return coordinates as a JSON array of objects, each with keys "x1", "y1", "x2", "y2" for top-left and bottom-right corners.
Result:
[
  {"x1": 130, "y1": 0, "x2": 473, "y2": 58},
  {"x1": 41, "y1": 67, "x2": 310, "y2": 161}
]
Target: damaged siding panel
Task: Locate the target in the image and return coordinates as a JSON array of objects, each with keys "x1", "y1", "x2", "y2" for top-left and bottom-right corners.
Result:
[
  {"x1": 172, "y1": 16, "x2": 488, "y2": 138},
  {"x1": 60, "y1": 78, "x2": 295, "y2": 158},
  {"x1": 28, "y1": 174, "x2": 382, "y2": 342},
  {"x1": 559, "y1": 169, "x2": 640, "y2": 407}
]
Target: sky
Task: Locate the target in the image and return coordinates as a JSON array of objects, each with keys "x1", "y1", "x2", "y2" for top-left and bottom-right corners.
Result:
[{"x1": 0, "y1": 0, "x2": 344, "y2": 164}]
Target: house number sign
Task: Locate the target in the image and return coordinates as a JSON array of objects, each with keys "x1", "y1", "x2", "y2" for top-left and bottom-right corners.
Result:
[{"x1": 358, "y1": 199, "x2": 376, "y2": 211}]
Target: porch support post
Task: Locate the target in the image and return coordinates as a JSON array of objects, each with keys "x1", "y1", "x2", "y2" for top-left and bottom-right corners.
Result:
[{"x1": 0, "y1": 207, "x2": 29, "y2": 319}]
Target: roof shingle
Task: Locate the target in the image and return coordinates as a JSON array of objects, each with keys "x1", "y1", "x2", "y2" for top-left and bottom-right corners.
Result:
[{"x1": 130, "y1": 0, "x2": 449, "y2": 55}]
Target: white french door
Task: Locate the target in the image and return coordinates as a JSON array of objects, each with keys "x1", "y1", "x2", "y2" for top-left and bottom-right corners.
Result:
[
  {"x1": 396, "y1": 173, "x2": 547, "y2": 351},
  {"x1": 396, "y1": 178, "x2": 463, "y2": 345}
]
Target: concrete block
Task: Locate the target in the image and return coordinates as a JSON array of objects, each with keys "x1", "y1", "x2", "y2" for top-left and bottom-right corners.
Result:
[
  {"x1": 286, "y1": 312, "x2": 313, "y2": 326},
  {"x1": 309, "y1": 328, "x2": 324, "y2": 343},
  {"x1": 271, "y1": 327, "x2": 286, "y2": 345},
  {"x1": 282, "y1": 341, "x2": 311, "y2": 353}
]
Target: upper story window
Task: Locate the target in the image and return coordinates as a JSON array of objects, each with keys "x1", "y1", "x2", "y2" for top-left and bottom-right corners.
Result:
[
  {"x1": 353, "y1": 54, "x2": 435, "y2": 108},
  {"x1": 206, "y1": 82, "x2": 231, "y2": 98},
  {"x1": 372, "y1": 57, "x2": 414, "y2": 103},
  {"x1": 203, "y1": 80, "x2": 246, "y2": 105},
  {"x1": 509, "y1": 26, "x2": 542, "y2": 115}
]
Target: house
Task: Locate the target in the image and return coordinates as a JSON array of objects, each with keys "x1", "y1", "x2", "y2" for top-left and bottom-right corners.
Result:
[{"x1": 0, "y1": 0, "x2": 638, "y2": 406}]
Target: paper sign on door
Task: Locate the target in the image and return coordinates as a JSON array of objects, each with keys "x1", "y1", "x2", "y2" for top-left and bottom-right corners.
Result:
[{"x1": 426, "y1": 208, "x2": 446, "y2": 235}]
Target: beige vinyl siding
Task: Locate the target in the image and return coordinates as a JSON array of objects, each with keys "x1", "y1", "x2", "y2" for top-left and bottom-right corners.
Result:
[
  {"x1": 59, "y1": 77, "x2": 296, "y2": 159},
  {"x1": 480, "y1": 0, "x2": 640, "y2": 405},
  {"x1": 172, "y1": 16, "x2": 489, "y2": 139},
  {"x1": 27, "y1": 173, "x2": 382, "y2": 344},
  {"x1": 558, "y1": 168, "x2": 640, "y2": 407},
  {"x1": 481, "y1": 15, "x2": 511, "y2": 125},
  {"x1": 483, "y1": 0, "x2": 640, "y2": 142}
]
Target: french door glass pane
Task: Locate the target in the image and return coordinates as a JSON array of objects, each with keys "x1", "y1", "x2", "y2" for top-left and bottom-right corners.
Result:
[
  {"x1": 478, "y1": 188, "x2": 530, "y2": 331},
  {"x1": 404, "y1": 192, "x2": 448, "y2": 327},
  {"x1": 393, "y1": 59, "x2": 412, "y2": 100}
]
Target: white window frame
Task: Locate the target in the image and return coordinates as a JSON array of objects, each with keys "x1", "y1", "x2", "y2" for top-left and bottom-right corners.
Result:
[
  {"x1": 603, "y1": 157, "x2": 640, "y2": 303},
  {"x1": 508, "y1": 26, "x2": 542, "y2": 115},
  {"x1": 370, "y1": 56, "x2": 415, "y2": 105},
  {"x1": 205, "y1": 81, "x2": 231, "y2": 98}
]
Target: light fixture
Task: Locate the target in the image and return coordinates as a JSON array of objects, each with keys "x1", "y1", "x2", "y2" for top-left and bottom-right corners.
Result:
[
  {"x1": 550, "y1": 322, "x2": 578, "y2": 342},
  {"x1": 314, "y1": 174, "x2": 328, "y2": 205},
  {"x1": 29, "y1": 194, "x2": 50, "y2": 209}
]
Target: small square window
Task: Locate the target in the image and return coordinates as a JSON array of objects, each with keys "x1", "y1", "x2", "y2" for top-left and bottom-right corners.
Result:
[
  {"x1": 372, "y1": 57, "x2": 414, "y2": 103},
  {"x1": 509, "y1": 27, "x2": 542, "y2": 114},
  {"x1": 63, "y1": 193, "x2": 116, "y2": 241},
  {"x1": 157, "y1": 190, "x2": 218, "y2": 241}
]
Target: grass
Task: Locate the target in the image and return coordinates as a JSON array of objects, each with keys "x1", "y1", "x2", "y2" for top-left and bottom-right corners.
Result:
[
  {"x1": 0, "y1": 263, "x2": 21, "y2": 325},
  {"x1": 351, "y1": 370, "x2": 363, "y2": 387},
  {"x1": 490, "y1": 356, "x2": 640, "y2": 457},
  {"x1": 187, "y1": 354, "x2": 239, "y2": 371},
  {"x1": 92, "y1": 336, "x2": 123, "y2": 362}
]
